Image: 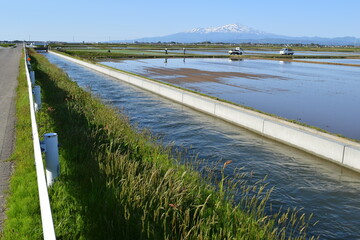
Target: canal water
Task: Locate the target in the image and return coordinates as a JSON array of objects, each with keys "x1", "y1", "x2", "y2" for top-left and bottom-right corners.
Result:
[
  {"x1": 45, "y1": 53, "x2": 360, "y2": 239},
  {"x1": 100, "y1": 58, "x2": 360, "y2": 140}
]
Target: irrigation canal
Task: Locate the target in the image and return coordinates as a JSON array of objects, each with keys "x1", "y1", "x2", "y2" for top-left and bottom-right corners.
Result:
[{"x1": 44, "y1": 53, "x2": 360, "y2": 239}]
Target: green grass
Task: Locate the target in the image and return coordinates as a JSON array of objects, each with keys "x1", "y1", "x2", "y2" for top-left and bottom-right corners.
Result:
[
  {"x1": 66, "y1": 49, "x2": 181, "y2": 55},
  {"x1": 58, "y1": 49, "x2": 223, "y2": 59},
  {"x1": 28, "y1": 50, "x2": 316, "y2": 239},
  {"x1": 1, "y1": 53, "x2": 43, "y2": 239},
  {"x1": 0, "y1": 44, "x2": 16, "y2": 48}
]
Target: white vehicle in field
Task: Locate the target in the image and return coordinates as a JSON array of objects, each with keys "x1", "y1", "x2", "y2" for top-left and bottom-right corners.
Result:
[
  {"x1": 229, "y1": 47, "x2": 243, "y2": 55},
  {"x1": 279, "y1": 48, "x2": 294, "y2": 55}
]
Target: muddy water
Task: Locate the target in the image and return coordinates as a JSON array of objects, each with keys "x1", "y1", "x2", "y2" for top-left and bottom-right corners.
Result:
[
  {"x1": 45, "y1": 53, "x2": 360, "y2": 239},
  {"x1": 100, "y1": 58, "x2": 360, "y2": 140}
]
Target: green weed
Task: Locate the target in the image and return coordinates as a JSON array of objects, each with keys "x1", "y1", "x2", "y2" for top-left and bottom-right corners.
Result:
[{"x1": 1, "y1": 53, "x2": 43, "y2": 239}]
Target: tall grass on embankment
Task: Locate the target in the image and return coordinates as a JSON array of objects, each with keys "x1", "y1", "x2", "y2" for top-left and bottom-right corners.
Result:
[
  {"x1": 1, "y1": 54, "x2": 43, "y2": 239},
  {"x1": 23, "y1": 49, "x2": 315, "y2": 239},
  {"x1": 0, "y1": 43, "x2": 16, "y2": 48}
]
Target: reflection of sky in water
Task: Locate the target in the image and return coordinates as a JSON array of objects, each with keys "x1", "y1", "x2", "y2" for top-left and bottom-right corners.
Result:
[
  {"x1": 300, "y1": 58, "x2": 360, "y2": 64},
  {"x1": 101, "y1": 58, "x2": 360, "y2": 140}
]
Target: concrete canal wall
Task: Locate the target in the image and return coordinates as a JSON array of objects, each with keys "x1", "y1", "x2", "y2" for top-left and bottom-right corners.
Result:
[{"x1": 49, "y1": 51, "x2": 360, "y2": 172}]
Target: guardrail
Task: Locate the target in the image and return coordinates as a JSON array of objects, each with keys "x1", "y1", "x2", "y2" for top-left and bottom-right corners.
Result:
[{"x1": 24, "y1": 49, "x2": 56, "y2": 240}]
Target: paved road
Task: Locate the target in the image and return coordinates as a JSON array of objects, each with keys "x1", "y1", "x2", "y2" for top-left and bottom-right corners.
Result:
[{"x1": 0, "y1": 44, "x2": 22, "y2": 231}]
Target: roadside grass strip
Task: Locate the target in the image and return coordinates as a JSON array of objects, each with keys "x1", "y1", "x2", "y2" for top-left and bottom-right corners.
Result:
[{"x1": 1, "y1": 54, "x2": 43, "y2": 239}]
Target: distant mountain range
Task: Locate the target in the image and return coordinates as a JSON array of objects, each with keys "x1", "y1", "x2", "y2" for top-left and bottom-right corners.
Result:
[{"x1": 113, "y1": 23, "x2": 360, "y2": 45}]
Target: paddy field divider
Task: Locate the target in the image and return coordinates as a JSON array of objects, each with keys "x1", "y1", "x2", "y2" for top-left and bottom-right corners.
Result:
[{"x1": 49, "y1": 51, "x2": 360, "y2": 173}]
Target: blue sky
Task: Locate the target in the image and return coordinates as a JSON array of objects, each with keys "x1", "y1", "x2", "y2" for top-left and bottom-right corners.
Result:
[{"x1": 1, "y1": 0, "x2": 359, "y2": 42}]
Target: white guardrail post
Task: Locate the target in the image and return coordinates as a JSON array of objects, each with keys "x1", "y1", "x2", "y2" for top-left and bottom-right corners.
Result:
[
  {"x1": 44, "y1": 133, "x2": 60, "y2": 187},
  {"x1": 33, "y1": 85, "x2": 42, "y2": 110},
  {"x1": 30, "y1": 70, "x2": 35, "y2": 85},
  {"x1": 24, "y1": 48, "x2": 56, "y2": 240}
]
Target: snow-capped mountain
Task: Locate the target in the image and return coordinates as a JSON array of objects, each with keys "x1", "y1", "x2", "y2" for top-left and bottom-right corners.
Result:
[
  {"x1": 187, "y1": 24, "x2": 265, "y2": 35},
  {"x1": 113, "y1": 23, "x2": 360, "y2": 45},
  {"x1": 118, "y1": 23, "x2": 280, "y2": 43}
]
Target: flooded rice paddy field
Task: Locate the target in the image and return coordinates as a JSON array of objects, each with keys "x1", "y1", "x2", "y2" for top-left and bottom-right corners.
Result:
[
  {"x1": 100, "y1": 58, "x2": 360, "y2": 140},
  {"x1": 299, "y1": 58, "x2": 360, "y2": 65},
  {"x1": 139, "y1": 49, "x2": 360, "y2": 56},
  {"x1": 46, "y1": 53, "x2": 360, "y2": 239},
  {"x1": 247, "y1": 50, "x2": 360, "y2": 56}
]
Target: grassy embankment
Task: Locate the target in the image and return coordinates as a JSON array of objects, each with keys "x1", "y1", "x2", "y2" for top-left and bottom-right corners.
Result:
[
  {"x1": 1, "y1": 54, "x2": 43, "y2": 239},
  {"x1": 58, "y1": 49, "x2": 228, "y2": 59},
  {"x1": 3, "y1": 49, "x2": 315, "y2": 239},
  {"x1": 0, "y1": 44, "x2": 16, "y2": 48}
]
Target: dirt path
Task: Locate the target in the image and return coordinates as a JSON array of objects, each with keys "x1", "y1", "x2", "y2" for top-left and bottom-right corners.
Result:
[{"x1": 0, "y1": 44, "x2": 22, "y2": 231}]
